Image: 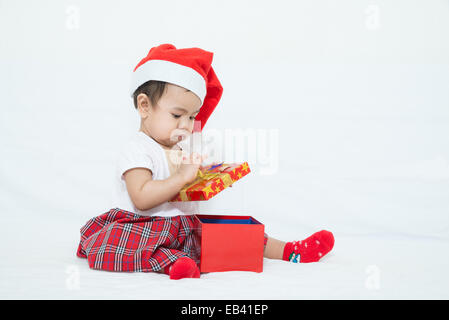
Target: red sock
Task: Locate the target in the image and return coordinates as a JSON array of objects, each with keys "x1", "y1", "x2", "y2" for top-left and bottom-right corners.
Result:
[
  {"x1": 283, "y1": 230, "x2": 334, "y2": 263},
  {"x1": 165, "y1": 257, "x2": 200, "y2": 280}
]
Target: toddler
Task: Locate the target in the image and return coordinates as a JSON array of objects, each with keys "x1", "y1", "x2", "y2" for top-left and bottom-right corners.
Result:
[{"x1": 77, "y1": 44, "x2": 334, "y2": 280}]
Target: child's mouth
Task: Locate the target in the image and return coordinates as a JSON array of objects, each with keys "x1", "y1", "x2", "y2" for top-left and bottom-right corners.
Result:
[{"x1": 170, "y1": 130, "x2": 190, "y2": 144}]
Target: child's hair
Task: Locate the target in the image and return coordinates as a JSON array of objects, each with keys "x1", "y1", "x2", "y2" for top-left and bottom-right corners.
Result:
[
  {"x1": 132, "y1": 80, "x2": 167, "y2": 109},
  {"x1": 132, "y1": 80, "x2": 192, "y2": 109}
]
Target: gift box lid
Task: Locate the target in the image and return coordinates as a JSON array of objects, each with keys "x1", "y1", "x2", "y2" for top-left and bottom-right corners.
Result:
[{"x1": 169, "y1": 162, "x2": 251, "y2": 202}]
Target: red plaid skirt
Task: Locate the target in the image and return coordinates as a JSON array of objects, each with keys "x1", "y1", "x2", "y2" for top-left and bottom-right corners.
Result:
[{"x1": 76, "y1": 208, "x2": 200, "y2": 272}]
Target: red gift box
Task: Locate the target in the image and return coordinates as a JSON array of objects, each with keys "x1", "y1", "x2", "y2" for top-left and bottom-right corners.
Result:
[{"x1": 193, "y1": 214, "x2": 265, "y2": 273}]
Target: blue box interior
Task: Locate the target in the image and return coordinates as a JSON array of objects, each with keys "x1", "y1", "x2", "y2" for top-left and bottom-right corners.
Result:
[{"x1": 198, "y1": 217, "x2": 260, "y2": 225}]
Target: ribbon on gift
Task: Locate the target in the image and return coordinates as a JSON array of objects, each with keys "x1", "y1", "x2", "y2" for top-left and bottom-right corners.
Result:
[{"x1": 179, "y1": 166, "x2": 234, "y2": 201}]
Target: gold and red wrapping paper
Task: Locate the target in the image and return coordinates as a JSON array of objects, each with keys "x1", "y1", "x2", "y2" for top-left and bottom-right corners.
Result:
[{"x1": 169, "y1": 162, "x2": 251, "y2": 202}]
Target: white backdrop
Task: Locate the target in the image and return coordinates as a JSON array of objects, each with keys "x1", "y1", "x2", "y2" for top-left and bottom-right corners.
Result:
[{"x1": 1, "y1": 0, "x2": 448, "y2": 299}]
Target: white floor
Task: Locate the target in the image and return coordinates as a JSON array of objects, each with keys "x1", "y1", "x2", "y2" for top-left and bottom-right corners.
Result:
[{"x1": 1, "y1": 212, "x2": 448, "y2": 300}]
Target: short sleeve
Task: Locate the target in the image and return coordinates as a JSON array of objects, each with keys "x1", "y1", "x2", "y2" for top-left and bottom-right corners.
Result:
[{"x1": 116, "y1": 139, "x2": 156, "y2": 178}]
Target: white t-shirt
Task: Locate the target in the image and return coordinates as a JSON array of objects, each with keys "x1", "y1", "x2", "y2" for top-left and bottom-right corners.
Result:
[{"x1": 113, "y1": 131, "x2": 199, "y2": 217}]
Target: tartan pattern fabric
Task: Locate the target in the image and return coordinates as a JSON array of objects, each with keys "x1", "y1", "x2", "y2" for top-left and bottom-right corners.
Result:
[{"x1": 77, "y1": 208, "x2": 200, "y2": 272}]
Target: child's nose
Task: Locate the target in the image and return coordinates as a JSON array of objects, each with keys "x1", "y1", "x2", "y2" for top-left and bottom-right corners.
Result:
[{"x1": 178, "y1": 118, "x2": 193, "y2": 131}]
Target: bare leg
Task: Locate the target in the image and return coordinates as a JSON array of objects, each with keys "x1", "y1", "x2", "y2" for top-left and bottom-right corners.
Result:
[{"x1": 263, "y1": 236, "x2": 287, "y2": 260}]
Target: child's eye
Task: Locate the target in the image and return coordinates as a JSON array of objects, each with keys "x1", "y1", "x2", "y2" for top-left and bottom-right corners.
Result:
[{"x1": 172, "y1": 114, "x2": 196, "y2": 120}]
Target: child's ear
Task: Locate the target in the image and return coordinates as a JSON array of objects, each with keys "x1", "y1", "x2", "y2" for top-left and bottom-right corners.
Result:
[{"x1": 136, "y1": 93, "x2": 151, "y2": 118}]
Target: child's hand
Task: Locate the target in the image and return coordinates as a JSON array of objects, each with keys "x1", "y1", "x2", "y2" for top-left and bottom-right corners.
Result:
[{"x1": 177, "y1": 152, "x2": 208, "y2": 185}]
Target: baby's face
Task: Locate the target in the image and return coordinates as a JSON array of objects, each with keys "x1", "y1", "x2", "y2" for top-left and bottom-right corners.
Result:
[{"x1": 137, "y1": 83, "x2": 202, "y2": 149}]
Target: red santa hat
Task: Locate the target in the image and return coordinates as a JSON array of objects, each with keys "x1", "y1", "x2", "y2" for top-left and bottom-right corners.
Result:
[{"x1": 130, "y1": 43, "x2": 223, "y2": 131}]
